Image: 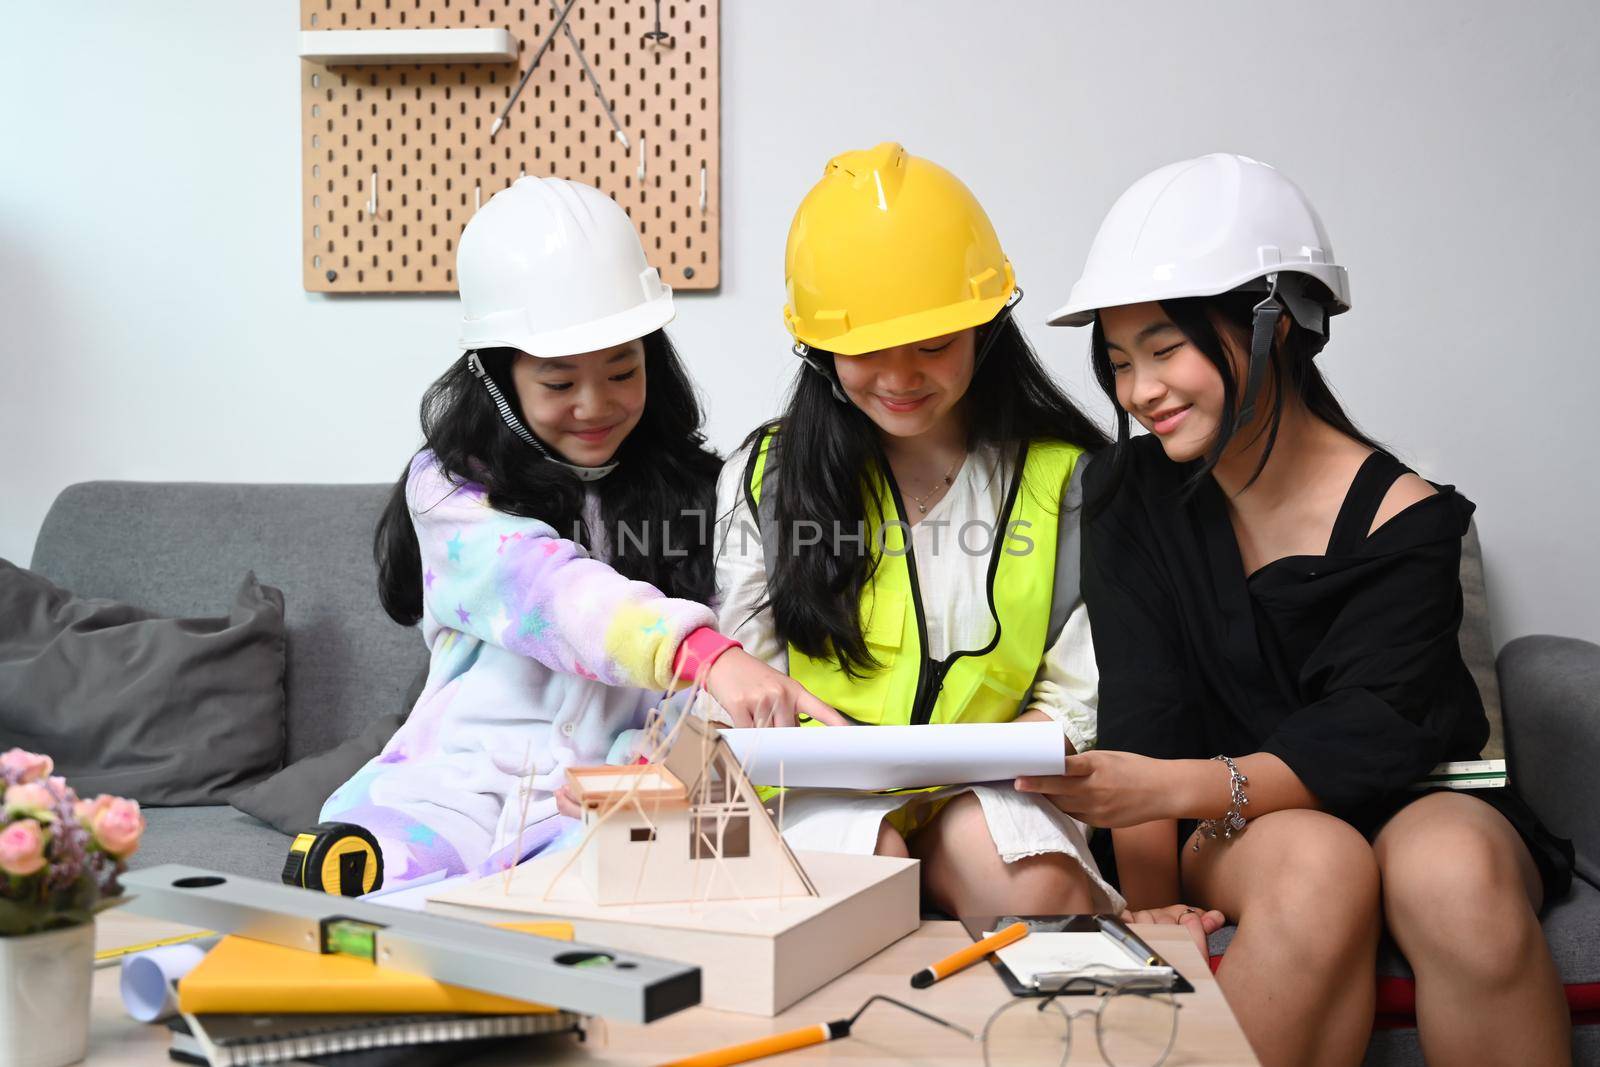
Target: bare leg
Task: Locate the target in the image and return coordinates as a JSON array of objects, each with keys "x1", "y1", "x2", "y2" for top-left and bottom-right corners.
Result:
[
  {"x1": 1374, "y1": 792, "x2": 1569, "y2": 1067},
  {"x1": 913, "y1": 792, "x2": 1094, "y2": 916},
  {"x1": 1182, "y1": 809, "x2": 1380, "y2": 1067},
  {"x1": 874, "y1": 819, "x2": 910, "y2": 858}
]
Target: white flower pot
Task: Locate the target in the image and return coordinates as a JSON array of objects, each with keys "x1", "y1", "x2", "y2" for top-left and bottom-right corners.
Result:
[{"x1": 0, "y1": 922, "x2": 94, "y2": 1067}]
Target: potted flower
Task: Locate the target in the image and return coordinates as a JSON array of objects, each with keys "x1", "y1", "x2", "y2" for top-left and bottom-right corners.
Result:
[{"x1": 1, "y1": 748, "x2": 144, "y2": 1067}]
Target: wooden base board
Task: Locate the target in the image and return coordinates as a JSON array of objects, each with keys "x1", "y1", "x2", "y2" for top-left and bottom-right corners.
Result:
[{"x1": 427, "y1": 850, "x2": 920, "y2": 1016}]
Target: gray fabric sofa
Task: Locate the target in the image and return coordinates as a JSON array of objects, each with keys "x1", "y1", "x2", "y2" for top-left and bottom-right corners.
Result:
[
  {"x1": 24, "y1": 481, "x2": 1600, "y2": 1064},
  {"x1": 29, "y1": 482, "x2": 427, "y2": 881}
]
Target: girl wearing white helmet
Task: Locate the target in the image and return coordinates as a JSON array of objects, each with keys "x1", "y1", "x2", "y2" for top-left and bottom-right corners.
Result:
[
  {"x1": 319, "y1": 178, "x2": 841, "y2": 886},
  {"x1": 1024, "y1": 154, "x2": 1572, "y2": 1066},
  {"x1": 713, "y1": 144, "x2": 1131, "y2": 918}
]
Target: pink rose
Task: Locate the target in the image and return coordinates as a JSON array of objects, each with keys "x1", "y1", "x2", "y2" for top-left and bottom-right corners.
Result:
[
  {"x1": 3, "y1": 782, "x2": 58, "y2": 821},
  {"x1": 74, "y1": 794, "x2": 112, "y2": 826},
  {"x1": 0, "y1": 818, "x2": 48, "y2": 877},
  {"x1": 44, "y1": 776, "x2": 77, "y2": 804},
  {"x1": 89, "y1": 797, "x2": 144, "y2": 859},
  {"x1": 0, "y1": 749, "x2": 53, "y2": 785},
  {"x1": 74, "y1": 794, "x2": 111, "y2": 824}
]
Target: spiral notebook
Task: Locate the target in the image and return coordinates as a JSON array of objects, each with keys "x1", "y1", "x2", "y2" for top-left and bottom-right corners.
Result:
[
  {"x1": 168, "y1": 1024, "x2": 542, "y2": 1067},
  {"x1": 173, "y1": 1010, "x2": 583, "y2": 1067}
]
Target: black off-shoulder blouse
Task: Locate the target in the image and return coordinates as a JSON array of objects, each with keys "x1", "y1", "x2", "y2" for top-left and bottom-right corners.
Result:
[{"x1": 1084, "y1": 436, "x2": 1571, "y2": 901}]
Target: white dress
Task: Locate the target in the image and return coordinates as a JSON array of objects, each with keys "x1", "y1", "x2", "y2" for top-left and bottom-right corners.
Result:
[{"x1": 712, "y1": 440, "x2": 1123, "y2": 912}]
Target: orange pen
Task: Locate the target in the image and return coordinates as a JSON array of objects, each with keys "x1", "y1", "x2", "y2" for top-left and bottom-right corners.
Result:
[{"x1": 910, "y1": 920, "x2": 1029, "y2": 988}]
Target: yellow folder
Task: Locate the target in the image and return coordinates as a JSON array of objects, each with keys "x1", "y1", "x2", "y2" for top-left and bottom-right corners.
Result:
[{"x1": 177, "y1": 922, "x2": 572, "y2": 1015}]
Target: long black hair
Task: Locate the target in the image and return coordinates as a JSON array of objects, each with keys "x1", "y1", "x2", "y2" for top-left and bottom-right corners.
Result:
[
  {"x1": 376, "y1": 330, "x2": 721, "y2": 626},
  {"x1": 1088, "y1": 287, "x2": 1379, "y2": 505},
  {"x1": 751, "y1": 314, "x2": 1109, "y2": 676}
]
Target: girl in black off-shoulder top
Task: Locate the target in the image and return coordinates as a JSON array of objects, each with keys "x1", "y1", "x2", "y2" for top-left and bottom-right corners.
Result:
[
  {"x1": 1023, "y1": 347, "x2": 1576, "y2": 1067},
  {"x1": 1026, "y1": 154, "x2": 1573, "y2": 1067},
  {"x1": 1017, "y1": 310, "x2": 1577, "y2": 1065},
  {"x1": 1083, "y1": 435, "x2": 1571, "y2": 875}
]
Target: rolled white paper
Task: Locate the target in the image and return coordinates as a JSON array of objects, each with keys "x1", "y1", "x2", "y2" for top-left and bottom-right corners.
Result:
[
  {"x1": 119, "y1": 939, "x2": 217, "y2": 1023},
  {"x1": 719, "y1": 721, "x2": 1066, "y2": 791}
]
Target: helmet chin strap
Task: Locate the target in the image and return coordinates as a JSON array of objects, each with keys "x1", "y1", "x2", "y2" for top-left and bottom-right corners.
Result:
[
  {"x1": 794, "y1": 343, "x2": 852, "y2": 404},
  {"x1": 972, "y1": 287, "x2": 1024, "y2": 374},
  {"x1": 1235, "y1": 279, "x2": 1282, "y2": 433},
  {"x1": 794, "y1": 288, "x2": 1024, "y2": 406},
  {"x1": 466, "y1": 351, "x2": 619, "y2": 482},
  {"x1": 1233, "y1": 274, "x2": 1330, "y2": 433}
]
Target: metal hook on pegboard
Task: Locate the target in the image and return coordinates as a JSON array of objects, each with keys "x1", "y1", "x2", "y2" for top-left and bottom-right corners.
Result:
[
  {"x1": 699, "y1": 164, "x2": 707, "y2": 214},
  {"x1": 641, "y1": 0, "x2": 675, "y2": 48},
  {"x1": 637, "y1": 135, "x2": 647, "y2": 181},
  {"x1": 366, "y1": 169, "x2": 378, "y2": 220}
]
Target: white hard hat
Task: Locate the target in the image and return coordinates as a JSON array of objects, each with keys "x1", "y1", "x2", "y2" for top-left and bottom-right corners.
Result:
[
  {"x1": 1048, "y1": 153, "x2": 1350, "y2": 327},
  {"x1": 456, "y1": 177, "x2": 673, "y2": 357}
]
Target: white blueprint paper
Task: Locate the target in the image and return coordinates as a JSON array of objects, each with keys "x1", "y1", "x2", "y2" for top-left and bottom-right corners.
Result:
[{"x1": 719, "y1": 721, "x2": 1065, "y2": 790}]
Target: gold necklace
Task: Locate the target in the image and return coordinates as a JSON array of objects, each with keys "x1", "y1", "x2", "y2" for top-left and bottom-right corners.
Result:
[{"x1": 906, "y1": 459, "x2": 960, "y2": 514}]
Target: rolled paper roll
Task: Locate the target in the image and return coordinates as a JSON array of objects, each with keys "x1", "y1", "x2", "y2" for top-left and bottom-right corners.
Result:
[{"x1": 119, "y1": 939, "x2": 218, "y2": 1023}]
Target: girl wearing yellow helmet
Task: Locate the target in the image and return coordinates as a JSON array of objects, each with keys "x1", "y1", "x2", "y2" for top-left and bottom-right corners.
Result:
[{"x1": 711, "y1": 144, "x2": 1129, "y2": 918}]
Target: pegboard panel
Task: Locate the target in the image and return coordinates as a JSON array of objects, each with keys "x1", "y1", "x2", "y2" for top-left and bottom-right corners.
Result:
[{"x1": 300, "y1": 1, "x2": 720, "y2": 293}]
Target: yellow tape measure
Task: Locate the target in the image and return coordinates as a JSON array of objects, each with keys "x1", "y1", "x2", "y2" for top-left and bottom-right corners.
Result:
[
  {"x1": 281, "y1": 821, "x2": 383, "y2": 897},
  {"x1": 94, "y1": 929, "x2": 215, "y2": 965}
]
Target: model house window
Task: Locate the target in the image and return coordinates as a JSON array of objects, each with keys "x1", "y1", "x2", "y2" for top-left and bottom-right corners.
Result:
[
  {"x1": 690, "y1": 814, "x2": 749, "y2": 859},
  {"x1": 699, "y1": 763, "x2": 734, "y2": 804},
  {"x1": 629, "y1": 827, "x2": 656, "y2": 843}
]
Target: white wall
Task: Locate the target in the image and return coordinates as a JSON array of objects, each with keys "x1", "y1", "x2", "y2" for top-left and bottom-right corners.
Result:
[{"x1": 2, "y1": 2, "x2": 1596, "y2": 647}]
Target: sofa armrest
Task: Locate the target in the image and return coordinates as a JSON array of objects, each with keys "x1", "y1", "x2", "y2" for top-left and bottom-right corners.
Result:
[{"x1": 1498, "y1": 635, "x2": 1600, "y2": 886}]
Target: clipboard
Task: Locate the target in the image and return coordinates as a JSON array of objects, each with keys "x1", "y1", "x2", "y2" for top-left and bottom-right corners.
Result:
[{"x1": 958, "y1": 914, "x2": 1194, "y2": 997}]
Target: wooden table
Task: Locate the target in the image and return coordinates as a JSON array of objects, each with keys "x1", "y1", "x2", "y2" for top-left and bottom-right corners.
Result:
[{"x1": 88, "y1": 911, "x2": 1259, "y2": 1065}]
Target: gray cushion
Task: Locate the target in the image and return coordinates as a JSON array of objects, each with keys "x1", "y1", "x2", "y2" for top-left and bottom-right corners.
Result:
[
  {"x1": 1360, "y1": 1016, "x2": 1600, "y2": 1066},
  {"x1": 0, "y1": 562, "x2": 286, "y2": 806},
  {"x1": 229, "y1": 666, "x2": 428, "y2": 834},
  {"x1": 1206, "y1": 874, "x2": 1600, "y2": 986},
  {"x1": 1359, "y1": 1030, "x2": 1428, "y2": 1067},
  {"x1": 1500, "y1": 634, "x2": 1600, "y2": 885},
  {"x1": 29, "y1": 482, "x2": 430, "y2": 762},
  {"x1": 228, "y1": 712, "x2": 405, "y2": 834},
  {"x1": 128, "y1": 806, "x2": 294, "y2": 883}
]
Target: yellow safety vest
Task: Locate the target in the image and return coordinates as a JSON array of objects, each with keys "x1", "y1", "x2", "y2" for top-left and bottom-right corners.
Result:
[{"x1": 744, "y1": 429, "x2": 1083, "y2": 727}]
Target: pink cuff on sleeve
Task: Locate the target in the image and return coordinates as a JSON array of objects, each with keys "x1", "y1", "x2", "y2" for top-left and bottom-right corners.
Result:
[{"x1": 672, "y1": 627, "x2": 742, "y2": 684}]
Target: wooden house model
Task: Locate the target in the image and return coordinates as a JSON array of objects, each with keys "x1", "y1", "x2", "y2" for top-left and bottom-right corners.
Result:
[{"x1": 563, "y1": 713, "x2": 816, "y2": 906}]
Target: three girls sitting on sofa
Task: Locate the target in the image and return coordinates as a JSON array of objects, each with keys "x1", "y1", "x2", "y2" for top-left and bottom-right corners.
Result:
[{"x1": 320, "y1": 146, "x2": 1573, "y2": 1067}]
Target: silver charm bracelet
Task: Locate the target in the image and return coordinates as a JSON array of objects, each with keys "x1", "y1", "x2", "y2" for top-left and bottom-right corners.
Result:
[{"x1": 1193, "y1": 755, "x2": 1250, "y2": 851}]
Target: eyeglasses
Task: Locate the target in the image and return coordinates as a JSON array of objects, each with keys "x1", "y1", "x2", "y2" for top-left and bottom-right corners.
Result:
[
  {"x1": 657, "y1": 972, "x2": 1180, "y2": 1067},
  {"x1": 980, "y1": 970, "x2": 1182, "y2": 1067},
  {"x1": 801, "y1": 970, "x2": 1180, "y2": 1067}
]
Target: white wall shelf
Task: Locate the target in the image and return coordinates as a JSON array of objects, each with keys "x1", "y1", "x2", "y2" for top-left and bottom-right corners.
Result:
[{"x1": 298, "y1": 28, "x2": 519, "y2": 65}]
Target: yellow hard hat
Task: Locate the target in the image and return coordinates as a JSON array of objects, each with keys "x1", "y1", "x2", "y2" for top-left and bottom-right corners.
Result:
[{"x1": 783, "y1": 142, "x2": 1016, "y2": 356}]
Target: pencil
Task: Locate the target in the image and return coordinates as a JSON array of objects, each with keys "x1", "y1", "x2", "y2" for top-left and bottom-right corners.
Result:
[
  {"x1": 910, "y1": 921, "x2": 1029, "y2": 989},
  {"x1": 656, "y1": 1022, "x2": 846, "y2": 1067}
]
